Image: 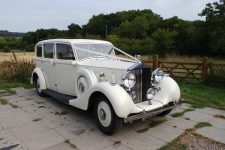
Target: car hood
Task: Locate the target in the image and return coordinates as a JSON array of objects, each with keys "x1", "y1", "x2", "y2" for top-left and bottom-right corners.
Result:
[{"x1": 78, "y1": 58, "x2": 137, "y2": 70}]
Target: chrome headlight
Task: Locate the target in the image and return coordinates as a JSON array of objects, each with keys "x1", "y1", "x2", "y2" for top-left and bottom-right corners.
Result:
[
  {"x1": 152, "y1": 68, "x2": 165, "y2": 84},
  {"x1": 122, "y1": 72, "x2": 136, "y2": 89}
]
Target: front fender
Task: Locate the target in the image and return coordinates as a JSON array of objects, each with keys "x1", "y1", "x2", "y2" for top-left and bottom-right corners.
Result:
[
  {"x1": 153, "y1": 76, "x2": 180, "y2": 105},
  {"x1": 31, "y1": 68, "x2": 47, "y2": 90},
  {"x1": 69, "y1": 82, "x2": 142, "y2": 118}
]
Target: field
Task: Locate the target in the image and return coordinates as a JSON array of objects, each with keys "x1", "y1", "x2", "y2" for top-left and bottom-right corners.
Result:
[
  {"x1": 0, "y1": 52, "x2": 34, "y2": 63},
  {"x1": 0, "y1": 52, "x2": 225, "y2": 109},
  {"x1": 141, "y1": 55, "x2": 225, "y2": 64},
  {"x1": 1, "y1": 52, "x2": 225, "y2": 64}
]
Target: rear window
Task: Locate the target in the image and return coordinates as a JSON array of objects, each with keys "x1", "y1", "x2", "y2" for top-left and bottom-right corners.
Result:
[
  {"x1": 36, "y1": 45, "x2": 42, "y2": 57},
  {"x1": 44, "y1": 43, "x2": 54, "y2": 59}
]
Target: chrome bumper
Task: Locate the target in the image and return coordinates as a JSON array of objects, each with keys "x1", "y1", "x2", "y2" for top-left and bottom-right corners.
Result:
[{"x1": 124, "y1": 103, "x2": 178, "y2": 123}]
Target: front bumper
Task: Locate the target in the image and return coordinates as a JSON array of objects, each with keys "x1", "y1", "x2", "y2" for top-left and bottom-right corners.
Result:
[{"x1": 124, "y1": 101, "x2": 180, "y2": 123}]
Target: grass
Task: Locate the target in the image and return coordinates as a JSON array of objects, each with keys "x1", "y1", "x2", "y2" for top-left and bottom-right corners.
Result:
[
  {"x1": 65, "y1": 139, "x2": 77, "y2": 149},
  {"x1": 142, "y1": 55, "x2": 225, "y2": 64},
  {"x1": 1, "y1": 52, "x2": 225, "y2": 64},
  {"x1": 0, "y1": 80, "x2": 34, "y2": 90},
  {"x1": 179, "y1": 82, "x2": 225, "y2": 110},
  {"x1": 214, "y1": 115, "x2": 225, "y2": 120},
  {"x1": 159, "y1": 136, "x2": 187, "y2": 150},
  {"x1": 0, "y1": 52, "x2": 34, "y2": 63},
  {"x1": 33, "y1": 118, "x2": 42, "y2": 122},
  {"x1": 194, "y1": 122, "x2": 212, "y2": 129},
  {"x1": 0, "y1": 98, "x2": 18, "y2": 108},
  {"x1": 136, "y1": 119, "x2": 166, "y2": 133},
  {"x1": 159, "y1": 122, "x2": 213, "y2": 150},
  {"x1": 171, "y1": 109, "x2": 194, "y2": 118},
  {"x1": 9, "y1": 103, "x2": 18, "y2": 108},
  {"x1": 0, "y1": 98, "x2": 8, "y2": 105}
]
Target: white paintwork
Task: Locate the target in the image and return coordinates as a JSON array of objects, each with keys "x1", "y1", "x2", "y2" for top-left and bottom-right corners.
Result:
[
  {"x1": 31, "y1": 39, "x2": 181, "y2": 119},
  {"x1": 37, "y1": 39, "x2": 113, "y2": 45},
  {"x1": 69, "y1": 82, "x2": 142, "y2": 117},
  {"x1": 152, "y1": 76, "x2": 180, "y2": 105},
  {"x1": 78, "y1": 58, "x2": 134, "y2": 70},
  {"x1": 31, "y1": 68, "x2": 46, "y2": 91}
]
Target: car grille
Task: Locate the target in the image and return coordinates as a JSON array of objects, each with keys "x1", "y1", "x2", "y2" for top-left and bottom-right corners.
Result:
[{"x1": 130, "y1": 63, "x2": 152, "y2": 103}]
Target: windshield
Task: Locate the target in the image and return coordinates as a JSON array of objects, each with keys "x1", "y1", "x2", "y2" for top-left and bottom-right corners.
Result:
[{"x1": 74, "y1": 44, "x2": 115, "y2": 60}]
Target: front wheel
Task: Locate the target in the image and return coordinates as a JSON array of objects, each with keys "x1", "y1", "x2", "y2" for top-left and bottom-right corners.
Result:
[
  {"x1": 94, "y1": 95, "x2": 122, "y2": 135},
  {"x1": 35, "y1": 78, "x2": 45, "y2": 97}
]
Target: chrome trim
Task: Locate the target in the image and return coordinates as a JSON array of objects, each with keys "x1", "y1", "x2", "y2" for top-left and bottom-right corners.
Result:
[{"x1": 124, "y1": 102, "x2": 181, "y2": 123}]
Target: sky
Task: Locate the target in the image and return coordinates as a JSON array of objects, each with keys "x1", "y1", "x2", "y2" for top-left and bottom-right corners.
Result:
[{"x1": 0, "y1": 0, "x2": 218, "y2": 32}]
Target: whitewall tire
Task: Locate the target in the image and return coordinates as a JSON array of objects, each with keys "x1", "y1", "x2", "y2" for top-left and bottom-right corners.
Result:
[
  {"x1": 94, "y1": 95, "x2": 122, "y2": 135},
  {"x1": 35, "y1": 78, "x2": 45, "y2": 97}
]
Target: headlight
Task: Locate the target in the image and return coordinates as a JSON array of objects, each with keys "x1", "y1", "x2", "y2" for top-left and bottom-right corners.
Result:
[
  {"x1": 122, "y1": 72, "x2": 136, "y2": 89},
  {"x1": 152, "y1": 68, "x2": 165, "y2": 84}
]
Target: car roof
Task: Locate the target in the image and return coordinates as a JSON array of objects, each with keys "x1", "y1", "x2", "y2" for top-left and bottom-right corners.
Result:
[{"x1": 37, "y1": 39, "x2": 113, "y2": 45}]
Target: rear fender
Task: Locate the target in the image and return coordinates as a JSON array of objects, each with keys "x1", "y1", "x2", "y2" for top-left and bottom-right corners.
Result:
[{"x1": 31, "y1": 68, "x2": 47, "y2": 90}]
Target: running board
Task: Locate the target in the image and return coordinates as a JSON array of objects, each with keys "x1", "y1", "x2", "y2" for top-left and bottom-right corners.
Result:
[{"x1": 42, "y1": 89, "x2": 77, "y2": 104}]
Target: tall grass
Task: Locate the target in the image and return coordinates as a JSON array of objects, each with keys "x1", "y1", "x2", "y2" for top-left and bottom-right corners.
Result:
[{"x1": 0, "y1": 54, "x2": 35, "y2": 82}]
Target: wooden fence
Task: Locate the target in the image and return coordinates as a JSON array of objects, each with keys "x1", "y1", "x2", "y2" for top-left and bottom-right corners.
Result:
[{"x1": 143, "y1": 55, "x2": 209, "y2": 83}]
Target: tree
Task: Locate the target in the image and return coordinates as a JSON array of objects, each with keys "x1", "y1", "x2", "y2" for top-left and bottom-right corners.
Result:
[
  {"x1": 199, "y1": 0, "x2": 225, "y2": 56},
  {"x1": 67, "y1": 23, "x2": 82, "y2": 38},
  {"x1": 151, "y1": 29, "x2": 176, "y2": 56},
  {"x1": 85, "y1": 14, "x2": 108, "y2": 37}
]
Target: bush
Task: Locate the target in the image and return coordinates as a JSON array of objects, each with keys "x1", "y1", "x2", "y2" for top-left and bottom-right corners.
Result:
[
  {"x1": 0, "y1": 58, "x2": 35, "y2": 82},
  {"x1": 207, "y1": 63, "x2": 225, "y2": 88}
]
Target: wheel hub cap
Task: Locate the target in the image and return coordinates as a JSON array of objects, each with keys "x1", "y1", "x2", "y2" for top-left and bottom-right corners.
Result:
[
  {"x1": 97, "y1": 101, "x2": 112, "y2": 127},
  {"x1": 99, "y1": 108, "x2": 106, "y2": 120}
]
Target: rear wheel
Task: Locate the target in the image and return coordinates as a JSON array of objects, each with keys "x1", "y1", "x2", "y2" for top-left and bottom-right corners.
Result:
[
  {"x1": 94, "y1": 95, "x2": 122, "y2": 135},
  {"x1": 35, "y1": 78, "x2": 45, "y2": 97}
]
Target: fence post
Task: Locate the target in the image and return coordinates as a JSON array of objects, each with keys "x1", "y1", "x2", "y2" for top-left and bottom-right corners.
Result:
[
  {"x1": 202, "y1": 57, "x2": 208, "y2": 81},
  {"x1": 153, "y1": 54, "x2": 159, "y2": 69}
]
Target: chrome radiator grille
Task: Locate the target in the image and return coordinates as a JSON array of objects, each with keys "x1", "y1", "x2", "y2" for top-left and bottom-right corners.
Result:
[{"x1": 130, "y1": 64, "x2": 152, "y2": 104}]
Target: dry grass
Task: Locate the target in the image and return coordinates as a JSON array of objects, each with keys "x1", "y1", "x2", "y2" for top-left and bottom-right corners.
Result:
[
  {"x1": 0, "y1": 52, "x2": 34, "y2": 63},
  {"x1": 1, "y1": 52, "x2": 225, "y2": 64},
  {"x1": 141, "y1": 55, "x2": 225, "y2": 64}
]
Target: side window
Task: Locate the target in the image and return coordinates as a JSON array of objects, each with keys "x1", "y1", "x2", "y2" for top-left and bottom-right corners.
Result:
[
  {"x1": 44, "y1": 43, "x2": 54, "y2": 59},
  {"x1": 56, "y1": 43, "x2": 75, "y2": 60},
  {"x1": 36, "y1": 45, "x2": 42, "y2": 57}
]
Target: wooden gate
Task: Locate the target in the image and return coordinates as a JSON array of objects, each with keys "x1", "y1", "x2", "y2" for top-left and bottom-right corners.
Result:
[{"x1": 143, "y1": 55, "x2": 208, "y2": 83}]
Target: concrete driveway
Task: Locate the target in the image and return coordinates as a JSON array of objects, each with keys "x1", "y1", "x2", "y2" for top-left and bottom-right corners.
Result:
[{"x1": 0, "y1": 88, "x2": 225, "y2": 150}]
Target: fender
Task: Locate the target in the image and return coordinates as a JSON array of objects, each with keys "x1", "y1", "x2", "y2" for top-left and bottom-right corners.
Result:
[
  {"x1": 74, "y1": 67, "x2": 98, "y2": 97},
  {"x1": 153, "y1": 76, "x2": 180, "y2": 105},
  {"x1": 31, "y1": 68, "x2": 47, "y2": 90},
  {"x1": 69, "y1": 82, "x2": 142, "y2": 118}
]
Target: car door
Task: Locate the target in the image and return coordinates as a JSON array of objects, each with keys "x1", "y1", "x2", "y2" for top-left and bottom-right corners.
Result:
[
  {"x1": 42, "y1": 43, "x2": 56, "y2": 90},
  {"x1": 54, "y1": 42, "x2": 77, "y2": 96}
]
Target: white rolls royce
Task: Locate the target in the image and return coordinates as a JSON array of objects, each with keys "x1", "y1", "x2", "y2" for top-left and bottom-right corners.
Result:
[{"x1": 31, "y1": 39, "x2": 180, "y2": 134}]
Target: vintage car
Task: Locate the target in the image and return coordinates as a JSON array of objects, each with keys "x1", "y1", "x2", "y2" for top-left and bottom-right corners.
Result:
[{"x1": 31, "y1": 39, "x2": 180, "y2": 134}]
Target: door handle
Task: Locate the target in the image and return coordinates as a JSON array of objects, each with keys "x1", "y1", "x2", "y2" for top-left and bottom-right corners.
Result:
[{"x1": 50, "y1": 60, "x2": 55, "y2": 66}]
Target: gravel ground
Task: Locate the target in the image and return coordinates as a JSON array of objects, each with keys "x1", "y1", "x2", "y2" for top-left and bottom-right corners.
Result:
[{"x1": 181, "y1": 130, "x2": 225, "y2": 150}]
